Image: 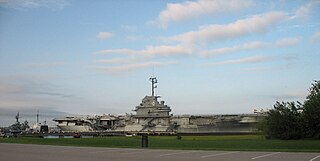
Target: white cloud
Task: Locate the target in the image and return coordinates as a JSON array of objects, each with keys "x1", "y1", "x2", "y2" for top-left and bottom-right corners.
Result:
[
  {"x1": 311, "y1": 31, "x2": 320, "y2": 42},
  {"x1": 96, "y1": 48, "x2": 132, "y2": 55},
  {"x1": 201, "y1": 37, "x2": 300, "y2": 57},
  {"x1": 156, "y1": 0, "x2": 253, "y2": 28},
  {"x1": 201, "y1": 41, "x2": 270, "y2": 56},
  {"x1": 0, "y1": 0, "x2": 69, "y2": 10},
  {"x1": 97, "y1": 32, "x2": 114, "y2": 40},
  {"x1": 143, "y1": 45, "x2": 194, "y2": 56},
  {"x1": 169, "y1": 11, "x2": 288, "y2": 44},
  {"x1": 275, "y1": 37, "x2": 301, "y2": 47},
  {"x1": 292, "y1": 0, "x2": 320, "y2": 19},
  {"x1": 94, "y1": 45, "x2": 186, "y2": 74},
  {"x1": 95, "y1": 61, "x2": 176, "y2": 73},
  {"x1": 96, "y1": 57, "x2": 145, "y2": 64},
  {"x1": 206, "y1": 55, "x2": 273, "y2": 66},
  {"x1": 96, "y1": 45, "x2": 195, "y2": 57}
]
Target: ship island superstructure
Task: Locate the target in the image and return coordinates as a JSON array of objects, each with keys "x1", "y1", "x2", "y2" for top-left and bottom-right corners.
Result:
[
  {"x1": 53, "y1": 77, "x2": 264, "y2": 134},
  {"x1": 123, "y1": 77, "x2": 176, "y2": 132}
]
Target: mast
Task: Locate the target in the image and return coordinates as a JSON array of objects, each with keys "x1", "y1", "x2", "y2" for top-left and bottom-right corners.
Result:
[
  {"x1": 36, "y1": 110, "x2": 39, "y2": 123},
  {"x1": 15, "y1": 112, "x2": 20, "y2": 123},
  {"x1": 149, "y1": 77, "x2": 158, "y2": 96}
]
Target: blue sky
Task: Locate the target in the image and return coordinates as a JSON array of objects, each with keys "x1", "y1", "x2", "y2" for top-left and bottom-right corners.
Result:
[{"x1": 0, "y1": 0, "x2": 320, "y2": 119}]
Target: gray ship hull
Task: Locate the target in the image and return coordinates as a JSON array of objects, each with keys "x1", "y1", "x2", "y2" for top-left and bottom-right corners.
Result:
[{"x1": 53, "y1": 77, "x2": 265, "y2": 134}]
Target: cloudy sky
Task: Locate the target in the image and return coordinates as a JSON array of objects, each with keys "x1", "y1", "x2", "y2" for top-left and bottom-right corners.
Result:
[{"x1": 0, "y1": 0, "x2": 320, "y2": 121}]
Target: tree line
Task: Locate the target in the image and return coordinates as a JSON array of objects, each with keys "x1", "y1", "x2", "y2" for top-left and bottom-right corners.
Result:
[{"x1": 261, "y1": 80, "x2": 320, "y2": 139}]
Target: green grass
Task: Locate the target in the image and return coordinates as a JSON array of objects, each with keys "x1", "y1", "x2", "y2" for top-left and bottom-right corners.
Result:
[{"x1": 1, "y1": 135, "x2": 320, "y2": 152}]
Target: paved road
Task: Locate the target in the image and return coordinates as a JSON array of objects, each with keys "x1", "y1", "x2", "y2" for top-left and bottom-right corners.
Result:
[{"x1": 1, "y1": 143, "x2": 320, "y2": 161}]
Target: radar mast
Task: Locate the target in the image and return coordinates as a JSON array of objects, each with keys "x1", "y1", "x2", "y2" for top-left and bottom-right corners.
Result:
[
  {"x1": 15, "y1": 112, "x2": 21, "y2": 123},
  {"x1": 36, "y1": 110, "x2": 39, "y2": 123},
  {"x1": 149, "y1": 77, "x2": 158, "y2": 96}
]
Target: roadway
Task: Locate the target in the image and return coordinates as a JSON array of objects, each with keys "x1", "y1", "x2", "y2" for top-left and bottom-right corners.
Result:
[{"x1": 1, "y1": 143, "x2": 320, "y2": 161}]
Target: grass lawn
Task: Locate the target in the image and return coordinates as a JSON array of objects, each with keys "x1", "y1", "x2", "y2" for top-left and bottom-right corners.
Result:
[{"x1": 1, "y1": 135, "x2": 320, "y2": 152}]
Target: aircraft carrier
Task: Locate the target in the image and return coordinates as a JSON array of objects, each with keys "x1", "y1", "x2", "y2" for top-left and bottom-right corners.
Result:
[{"x1": 53, "y1": 77, "x2": 265, "y2": 134}]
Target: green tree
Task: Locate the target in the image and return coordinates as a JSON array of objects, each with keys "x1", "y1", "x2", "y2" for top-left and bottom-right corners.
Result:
[
  {"x1": 265, "y1": 101, "x2": 303, "y2": 139},
  {"x1": 303, "y1": 80, "x2": 320, "y2": 139}
]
